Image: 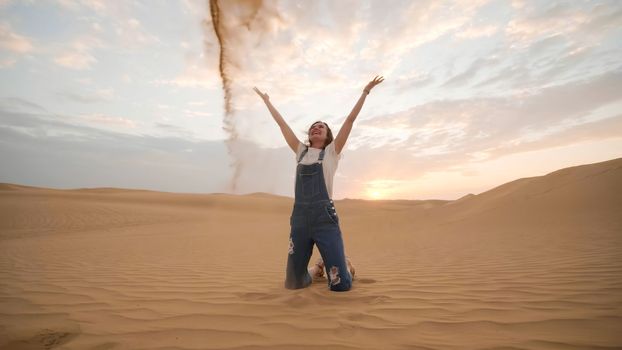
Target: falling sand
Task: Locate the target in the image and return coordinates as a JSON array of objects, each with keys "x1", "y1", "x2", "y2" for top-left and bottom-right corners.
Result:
[
  {"x1": 1, "y1": 157, "x2": 621, "y2": 349},
  {"x1": 206, "y1": 0, "x2": 281, "y2": 192}
]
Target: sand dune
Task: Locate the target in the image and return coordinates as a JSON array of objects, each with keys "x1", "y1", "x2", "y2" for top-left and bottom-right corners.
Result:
[{"x1": 1, "y1": 158, "x2": 621, "y2": 349}]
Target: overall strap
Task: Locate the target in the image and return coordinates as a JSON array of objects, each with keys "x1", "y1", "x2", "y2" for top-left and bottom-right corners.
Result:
[
  {"x1": 318, "y1": 148, "x2": 325, "y2": 163},
  {"x1": 297, "y1": 146, "x2": 309, "y2": 163}
]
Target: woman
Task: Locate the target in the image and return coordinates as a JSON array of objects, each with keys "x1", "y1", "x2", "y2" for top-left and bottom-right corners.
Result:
[{"x1": 253, "y1": 75, "x2": 384, "y2": 291}]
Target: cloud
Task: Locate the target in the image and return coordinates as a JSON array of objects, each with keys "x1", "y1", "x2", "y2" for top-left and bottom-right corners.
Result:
[
  {"x1": 0, "y1": 104, "x2": 232, "y2": 193},
  {"x1": 353, "y1": 71, "x2": 622, "y2": 177},
  {"x1": 442, "y1": 56, "x2": 501, "y2": 87},
  {"x1": 55, "y1": 88, "x2": 114, "y2": 103},
  {"x1": 434, "y1": 1, "x2": 621, "y2": 95},
  {"x1": 183, "y1": 109, "x2": 212, "y2": 118},
  {"x1": 78, "y1": 114, "x2": 137, "y2": 129},
  {"x1": 393, "y1": 71, "x2": 435, "y2": 91},
  {"x1": 202, "y1": 0, "x2": 493, "y2": 110},
  {"x1": 54, "y1": 1, "x2": 161, "y2": 59},
  {"x1": 0, "y1": 102, "x2": 307, "y2": 197},
  {"x1": 153, "y1": 60, "x2": 219, "y2": 89},
  {"x1": 505, "y1": 1, "x2": 622, "y2": 48},
  {"x1": 0, "y1": 22, "x2": 34, "y2": 66},
  {"x1": 0, "y1": 97, "x2": 46, "y2": 112},
  {"x1": 199, "y1": 0, "x2": 551, "y2": 129},
  {"x1": 360, "y1": 0, "x2": 490, "y2": 66},
  {"x1": 455, "y1": 24, "x2": 498, "y2": 39},
  {"x1": 53, "y1": 35, "x2": 102, "y2": 70},
  {"x1": 56, "y1": 0, "x2": 107, "y2": 12},
  {"x1": 54, "y1": 50, "x2": 96, "y2": 69},
  {"x1": 114, "y1": 17, "x2": 160, "y2": 48},
  {"x1": 485, "y1": 113, "x2": 622, "y2": 157},
  {"x1": 0, "y1": 56, "x2": 16, "y2": 68},
  {"x1": 0, "y1": 22, "x2": 34, "y2": 53}
]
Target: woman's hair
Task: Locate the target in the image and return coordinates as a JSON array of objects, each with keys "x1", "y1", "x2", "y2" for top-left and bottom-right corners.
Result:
[{"x1": 306, "y1": 121, "x2": 334, "y2": 148}]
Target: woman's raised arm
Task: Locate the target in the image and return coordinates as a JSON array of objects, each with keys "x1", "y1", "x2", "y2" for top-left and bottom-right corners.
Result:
[
  {"x1": 253, "y1": 87, "x2": 300, "y2": 153},
  {"x1": 334, "y1": 75, "x2": 384, "y2": 154}
]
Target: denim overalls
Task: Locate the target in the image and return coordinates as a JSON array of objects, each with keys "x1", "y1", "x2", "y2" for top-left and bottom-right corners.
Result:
[{"x1": 284, "y1": 146, "x2": 352, "y2": 292}]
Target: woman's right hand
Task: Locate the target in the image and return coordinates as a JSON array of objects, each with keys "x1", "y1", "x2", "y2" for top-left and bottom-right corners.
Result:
[
  {"x1": 253, "y1": 87, "x2": 269, "y2": 102},
  {"x1": 253, "y1": 86, "x2": 298, "y2": 152}
]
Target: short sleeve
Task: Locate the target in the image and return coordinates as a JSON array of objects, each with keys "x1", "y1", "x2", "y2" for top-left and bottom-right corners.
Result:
[{"x1": 326, "y1": 142, "x2": 341, "y2": 160}]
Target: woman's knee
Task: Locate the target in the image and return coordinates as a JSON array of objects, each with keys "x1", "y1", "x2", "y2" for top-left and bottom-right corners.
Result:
[
  {"x1": 285, "y1": 274, "x2": 312, "y2": 290},
  {"x1": 327, "y1": 265, "x2": 352, "y2": 291},
  {"x1": 329, "y1": 279, "x2": 351, "y2": 292}
]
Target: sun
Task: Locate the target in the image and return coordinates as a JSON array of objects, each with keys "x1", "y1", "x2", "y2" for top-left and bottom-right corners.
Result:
[
  {"x1": 367, "y1": 189, "x2": 385, "y2": 200},
  {"x1": 364, "y1": 179, "x2": 401, "y2": 200}
]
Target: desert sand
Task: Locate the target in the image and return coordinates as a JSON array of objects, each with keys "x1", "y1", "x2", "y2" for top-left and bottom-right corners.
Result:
[{"x1": 1, "y1": 157, "x2": 621, "y2": 350}]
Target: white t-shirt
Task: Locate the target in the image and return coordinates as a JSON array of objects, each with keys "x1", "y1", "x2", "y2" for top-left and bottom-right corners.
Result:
[{"x1": 295, "y1": 141, "x2": 341, "y2": 198}]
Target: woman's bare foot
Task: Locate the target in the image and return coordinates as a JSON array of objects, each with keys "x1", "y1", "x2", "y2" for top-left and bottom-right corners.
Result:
[
  {"x1": 309, "y1": 258, "x2": 325, "y2": 279},
  {"x1": 309, "y1": 258, "x2": 355, "y2": 280},
  {"x1": 347, "y1": 257, "x2": 355, "y2": 280}
]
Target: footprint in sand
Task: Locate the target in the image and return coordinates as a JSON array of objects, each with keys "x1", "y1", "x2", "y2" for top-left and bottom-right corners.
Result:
[
  {"x1": 356, "y1": 278, "x2": 377, "y2": 284},
  {"x1": 0, "y1": 329, "x2": 76, "y2": 350},
  {"x1": 238, "y1": 292, "x2": 277, "y2": 301}
]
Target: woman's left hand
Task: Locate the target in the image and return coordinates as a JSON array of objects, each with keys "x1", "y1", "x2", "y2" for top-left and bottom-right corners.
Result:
[{"x1": 364, "y1": 75, "x2": 384, "y2": 93}]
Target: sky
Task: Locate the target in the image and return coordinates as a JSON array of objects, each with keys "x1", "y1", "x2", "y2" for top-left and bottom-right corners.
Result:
[{"x1": 1, "y1": 0, "x2": 621, "y2": 200}]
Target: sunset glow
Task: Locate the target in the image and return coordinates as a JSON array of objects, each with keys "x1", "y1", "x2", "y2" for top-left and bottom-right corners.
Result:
[{"x1": 363, "y1": 179, "x2": 402, "y2": 200}]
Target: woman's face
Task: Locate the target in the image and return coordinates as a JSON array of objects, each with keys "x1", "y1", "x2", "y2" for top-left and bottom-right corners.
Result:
[{"x1": 309, "y1": 122, "x2": 328, "y2": 145}]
